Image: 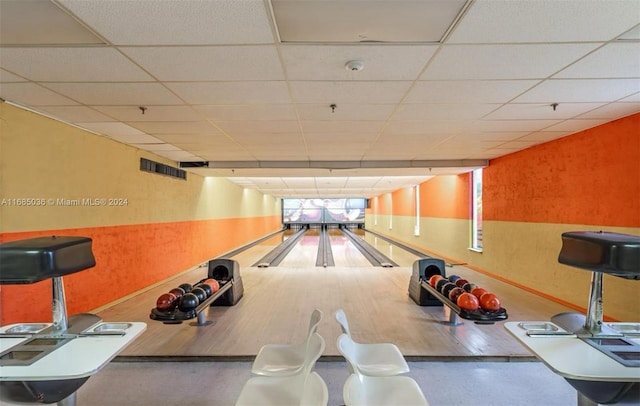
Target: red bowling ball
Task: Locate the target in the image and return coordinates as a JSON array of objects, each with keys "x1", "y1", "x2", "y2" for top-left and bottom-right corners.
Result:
[{"x1": 156, "y1": 292, "x2": 178, "y2": 312}]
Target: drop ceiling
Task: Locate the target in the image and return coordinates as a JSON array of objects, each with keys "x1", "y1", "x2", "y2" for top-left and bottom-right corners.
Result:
[{"x1": 1, "y1": 0, "x2": 639, "y2": 198}]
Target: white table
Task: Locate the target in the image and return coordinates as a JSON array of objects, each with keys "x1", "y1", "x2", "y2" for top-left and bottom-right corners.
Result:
[
  {"x1": 0, "y1": 321, "x2": 146, "y2": 404},
  {"x1": 505, "y1": 321, "x2": 640, "y2": 405}
]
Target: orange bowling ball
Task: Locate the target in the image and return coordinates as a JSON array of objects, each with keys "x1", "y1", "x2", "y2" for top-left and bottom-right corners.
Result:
[
  {"x1": 479, "y1": 293, "x2": 501, "y2": 311},
  {"x1": 456, "y1": 292, "x2": 479, "y2": 311},
  {"x1": 429, "y1": 274, "x2": 444, "y2": 288},
  {"x1": 204, "y1": 278, "x2": 220, "y2": 293},
  {"x1": 471, "y1": 287, "x2": 488, "y2": 299}
]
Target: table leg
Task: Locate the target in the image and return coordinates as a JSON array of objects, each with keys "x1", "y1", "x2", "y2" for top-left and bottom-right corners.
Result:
[{"x1": 58, "y1": 392, "x2": 76, "y2": 406}]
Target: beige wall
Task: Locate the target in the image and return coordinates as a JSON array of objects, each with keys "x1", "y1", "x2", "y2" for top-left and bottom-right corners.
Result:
[{"x1": 0, "y1": 102, "x2": 280, "y2": 233}]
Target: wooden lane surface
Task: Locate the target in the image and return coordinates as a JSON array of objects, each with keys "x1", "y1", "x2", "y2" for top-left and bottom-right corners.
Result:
[{"x1": 94, "y1": 231, "x2": 576, "y2": 358}]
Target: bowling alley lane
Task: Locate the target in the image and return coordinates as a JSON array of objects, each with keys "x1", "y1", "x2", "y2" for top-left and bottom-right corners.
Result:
[{"x1": 91, "y1": 228, "x2": 579, "y2": 359}]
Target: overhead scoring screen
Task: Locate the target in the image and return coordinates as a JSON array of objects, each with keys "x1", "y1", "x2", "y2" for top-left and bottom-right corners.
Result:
[{"x1": 282, "y1": 198, "x2": 366, "y2": 224}]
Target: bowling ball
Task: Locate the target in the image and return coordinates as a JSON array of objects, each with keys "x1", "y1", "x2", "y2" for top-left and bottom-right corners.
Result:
[
  {"x1": 156, "y1": 292, "x2": 177, "y2": 312},
  {"x1": 196, "y1": 283, "x2": 212, "y2": 297},
  {"x1": 479, "y1": 293, "x2": 501, "y2": 311},
  {"x1": 462, "y1": 282, "x2": 477, "y2": 293},
  {"x1": 429, "y1": 274, "x2": 444, "y2": 288},
  {"x1": 436, "y1": 279, "x2": 449, "y2": 293},
  {"x1": 178, "y1": 293, "x2": 199, "y2": 312},
  {"x1": 448, "y1": 287, "x2": 465, "y2": 303},
  {"x1": 471, "y1": 287, "x2": 488, "y2": 299},
  {"x1": 204, "y1": 278, "x2": 220, "y2": 293},
  {"x1": 442, "y1": 283, "x2": 457, "y2": 298},
  {"x1": 457, "y1": 292, "x2": 479, "y2": 311},
  {"x1": 169, "y1": 287, "x2": 185, "y2": 299},
  {"x1": 179, "y1": 283, "x2": 193, "y2": 293},
  {"x1": 448, "y1": 275, "x2": 461, "y2": 283},
  {"x1": 454, "y1": 278, "x2": 469, "y2": 288},
  {"x1": 191, "y1": 287, "x2": 207, "y2": 303}
]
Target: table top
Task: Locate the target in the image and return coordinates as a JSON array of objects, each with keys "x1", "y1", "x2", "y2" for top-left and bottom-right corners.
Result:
[
  {"x1": 0, "y1": 321, "x2": 146, "y2": 381},
  {"x1": 505, "y1": 321, "x2": 640, "y2": 382}
]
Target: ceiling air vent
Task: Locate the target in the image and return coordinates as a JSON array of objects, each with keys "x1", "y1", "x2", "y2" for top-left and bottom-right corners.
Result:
[{"x1": 140, "y1": 158, "x2": 186, "y2": 180}]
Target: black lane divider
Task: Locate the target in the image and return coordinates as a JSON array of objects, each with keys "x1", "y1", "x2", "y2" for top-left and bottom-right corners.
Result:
[
  {"x1": 252, "y1": 228, "x2": 307, "y2": 267},
  {"x1": 363, "y1": 229, "x2": 432, "y2": 258},
  {"x1": 220, "y1": 229, "x2": 285, "y2": 259},
  {"x1": 316, "y1": 227, "x2": 335, "y2": 267},
  {"x1": 362, "y1": 229, "x2": 466, "y2": 267},
  {"x1": 341, "y1": 226, "x2": 398, "y2": 267}
]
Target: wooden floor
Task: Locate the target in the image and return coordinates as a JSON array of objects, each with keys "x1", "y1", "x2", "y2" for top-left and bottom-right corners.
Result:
[{"x1": 95, "y1": 229, "x2": 576, "y2": 359}]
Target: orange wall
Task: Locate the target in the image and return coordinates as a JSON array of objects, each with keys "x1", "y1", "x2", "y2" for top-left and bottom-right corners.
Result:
[
  {"x1": 0, "y1": 215, "x2": 280, "y2": 324},
  {"x1": 391, "y1": 187, "x2": 415, "y2": 216},
  {"x1": 419, "y1": 174, "x2": 471, "y2": 219},
  {"x1": 485, "y1": 113, "x2": 640, "y2": 226}
]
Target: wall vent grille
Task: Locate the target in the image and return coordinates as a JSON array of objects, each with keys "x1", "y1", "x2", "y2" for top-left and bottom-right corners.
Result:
[{"x1": 140, "y1": 158, "x2": 186, "y2": 180}]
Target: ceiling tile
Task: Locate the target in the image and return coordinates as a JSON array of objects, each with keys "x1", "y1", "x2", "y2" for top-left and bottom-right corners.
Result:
[
  {"x1": 382, "y1": 120, "x2": 472, "y2": 135},
  {"x1": 34, "y1": 106, "x2": 115, "y2": 122},
  {"x1": 0, "y1": 0, "x2": 105, "y2": 45},
  {"x1": 58, "y1": 0, "x2": 274, "y2": 45},
  {"x1": 422, "y1": 44, "x2": 598, "y2": 80},
  {"x1": 485, "y1": 103, "x2": 606, "y2": 120},
  {"x1": 271, "y1": 0, "x2": 467, "y2": 43},
  {"x1": 543, "y1": 118, "x2": 613, "y2": 132},
  {"x1": 0, "y1": 69, "x2": 27, "y2": 82},
  {"x1": 392, "y1": 103, "x2": 499, "y2": 120},
  {"x1": 300, "y1": 120, "x2": 384, "y2": 133},
  {"x1": 280, "y1": 44, "x2": 437, "y2": 80},
  {"x1": 297, "y1": 103, "x2": 396, "y2": 121},
  {"x1": 448, "y1": 0, "x2": 640, "y2": 43},
  {"x1": 76, "y1": 121, "x2": 144, "y2": 136},
  {"x1": 475, "y1": 119, "x2": 561, "y2": 132},
  {"x1": 130, "y1": 143, "x2": 181, "y2": 151},
  {"x1": 166, "y1": 82, "x2": 292, "y2": 104},
  {"x1": 43, "y1": 82, "x2": 184, "y2": 105},
  {"x1": 128, "y1": 121, "x2": 222, "y2": 135},
  {"x1": 406, "y1": 80, "x2": 538, "y2": 103},
  {"x1": 153, "y1": 134, "x2": 230, "y2": 144},
  {"x1": 110, "y1": 133, "x2": 165, "y2": 144},
  {"x1": 194, "y1": 105, "x2": 297, "y2": 121},
  {"x1": 154, "y1": 150, "x2": 204, "y2": 161},
  {"x1": 577, "y1": 102, "x2": 640, "y2": 119},
  {"x1": 93, "y1": 105, "x2": 202, "y2": 122},
  {"x1": 122, "y1": 46, "x2": 284, "y2": 81},
  {"x1": 215, "y1": 121, "x2": 301, "y2": 135},
  {"x1": 0, "y1": 48, "x2": 153, "y2": 82},
  {"x1": 0, "y1": 83, "x2": 78, "y2": 105},
  {"x1": 290, "y1": 81, "x2": 412, "y2": 104},
  {"x1": 518, "y1": 131, "x2": 572, "y2": 143},
  {"x1": 452, "y1": 132, "x2": 530, "y2": 142},
  {"x1": 305, "y1": 132, "x2": 378, "y2": 144},
  {"x1": 514, "y1": 79, "x2": 640, "y2": 103},
  {"x1": 554, "y1": 43, "x2": 640, "y2": 79}
]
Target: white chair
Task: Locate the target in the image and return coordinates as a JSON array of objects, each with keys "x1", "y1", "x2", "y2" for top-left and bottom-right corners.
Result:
[
  {"x1": 334, "y1": 309, "x2": 410, "y2": 376},
  {"x1": 236, "y1": 333, "x2": 328, "y2": 406},
  {"x1": 337, "y1": 334, "x2": 429, "y2": 406},
  {"x1": 251, "y1": 309, "x2": 323, "y2": 376}
]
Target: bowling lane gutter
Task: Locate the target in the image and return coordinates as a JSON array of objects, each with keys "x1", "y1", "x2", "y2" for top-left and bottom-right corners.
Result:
[
  {"x1": 340, "y1": 227, "x2": 398, "y2": 267},
  {"x1": 251, "y1": 228, "x2": 307, "y2": 267},
  {"x1": 315, "y1": 227, "x2": 335, "y2": 267}
]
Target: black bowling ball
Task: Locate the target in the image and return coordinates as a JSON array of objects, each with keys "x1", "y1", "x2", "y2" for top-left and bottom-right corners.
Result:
[
  {"x1": 179, "y1": 283, "x2": 192, "y2": 293},
  {"x1": 178, "y1": 293, "x2": 199, "y2": 312},
  {"x1": 190, "y1": 287, "x2": 207, "y2": 303},
  {"x1": 196, "y1": 283, "x2": 212, "y2": 297},
  {"x1": 442, "y1": 283, "x2": 457, "y2": 299}
]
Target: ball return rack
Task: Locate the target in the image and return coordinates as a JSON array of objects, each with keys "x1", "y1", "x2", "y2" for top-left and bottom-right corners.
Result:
[
  {"x1": 408, "y1": 258, "x2": 508, "y2": 325},
  {"x1": 505, "y1": 231, "x2": 640, "y2": 406},
  {"x1": 0, "y1": 236, "x2": 146, "y2": 406},
  {"x1": 149, "y1": 258, "x2": 244, "y2": 326}
]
